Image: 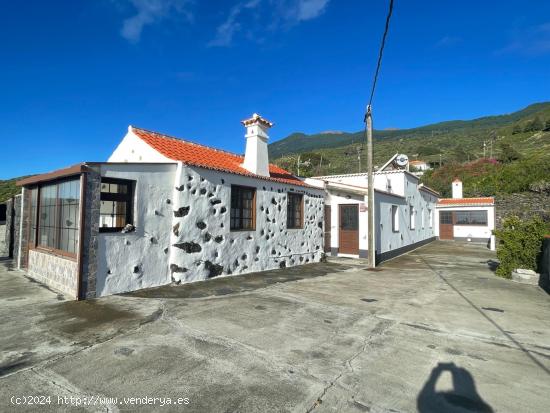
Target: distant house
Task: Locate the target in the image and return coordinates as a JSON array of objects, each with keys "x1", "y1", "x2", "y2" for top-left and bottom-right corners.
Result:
[
  {"x1": 409, "y1": 160, "x2": 431, "y2": 177},
  {"x1": 435, "y1": 178, "x2": 495, "y2": 247},
  {"x1": 16, "y1": 114, "x2": 325, "y2": 299}
]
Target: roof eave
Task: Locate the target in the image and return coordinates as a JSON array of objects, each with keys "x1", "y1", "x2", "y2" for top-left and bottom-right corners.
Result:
[{"x1": 16, "y1": 163, "x2": 91, "y2": 187}]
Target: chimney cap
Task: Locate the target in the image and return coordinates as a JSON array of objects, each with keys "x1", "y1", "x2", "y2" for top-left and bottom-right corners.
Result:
[
  {"x1": 241, "y1": 113, "x2": 273, "y2": 128},
  {"x1": 453, "y1": 177, "x2": 462, "y2": 183}
]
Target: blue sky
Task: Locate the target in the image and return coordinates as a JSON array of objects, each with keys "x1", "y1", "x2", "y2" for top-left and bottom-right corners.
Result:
[{"x1": 1, "y1": 0, "x2": 550, "y2": 179}]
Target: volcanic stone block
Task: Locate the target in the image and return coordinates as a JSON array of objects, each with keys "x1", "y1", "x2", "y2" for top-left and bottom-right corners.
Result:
[
  {"x1": 173, "y1": 242, "x2": 202, "y2": 253},
  {"x1": 174, "y1": 206, "x2": 190, "y2": 217}
]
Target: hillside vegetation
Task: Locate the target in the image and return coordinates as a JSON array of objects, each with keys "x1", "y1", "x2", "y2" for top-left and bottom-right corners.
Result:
[
  {"x1": 0, "y1": 178, "x2": 24, "y2": 204},
  {"x1": 271, "y1": 102, "x2": 550, "y2": 197}
]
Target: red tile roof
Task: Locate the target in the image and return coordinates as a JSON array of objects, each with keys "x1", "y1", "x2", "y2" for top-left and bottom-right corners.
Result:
[
  {"x1": 437, "y1": 197, "x2": 494, "y2": 206},
  {"x1": 131, "y1": 126, "x2": 309, "y2": 187}
]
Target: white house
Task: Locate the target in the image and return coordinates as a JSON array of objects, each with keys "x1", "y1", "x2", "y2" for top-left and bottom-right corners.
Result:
[
  {"x1": 435, "y1": 178, "x2": 495, "y2": 246},
  {"x1": 16, "y1": 114, "x2": 325, "y2": 299},
  {"x1": 409, "y1": 160, "x2": 431, "y2": 177},
  {"x1": 306, "y1": 158, "x2": 439, "y2": 263}
]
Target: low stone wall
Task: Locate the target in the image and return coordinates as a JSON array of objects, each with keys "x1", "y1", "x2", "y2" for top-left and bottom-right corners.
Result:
[
  {"x1": 540, "y1": 237, "x2": 550, "y2": 293},
  {"x1": 495, "y1": 192, "x2": 550, "y2": 228},
  {"x1": 13, "y1": 196, "x2": 22, "y2": 265},
  {"x1": 27, "y1": 249, "x2": 78, "y2": 297},
  {"x1": 0, "y1": 224, "x2": 7, "y2": 257}
]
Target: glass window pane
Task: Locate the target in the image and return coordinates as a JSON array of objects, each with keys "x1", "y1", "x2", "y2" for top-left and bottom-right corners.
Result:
[{"x1": 99, "y1": 179, "x2": 133, "y2": 231}]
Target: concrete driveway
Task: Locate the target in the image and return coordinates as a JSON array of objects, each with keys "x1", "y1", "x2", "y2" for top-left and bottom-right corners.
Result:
[{"x1": 1, "y1": 242, "x2": 549, "y2": 412}]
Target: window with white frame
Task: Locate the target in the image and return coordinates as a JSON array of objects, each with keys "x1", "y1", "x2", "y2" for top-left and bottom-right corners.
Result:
[
  {"x1": 391, "y1": 205, "x2": 399, "y2": 232},
  {"x1": 410, "y1": 206, "x2": 416, "y2": 230},
  {"x1": 428, "y1": 209, "x2": 433, "y2": 228}
]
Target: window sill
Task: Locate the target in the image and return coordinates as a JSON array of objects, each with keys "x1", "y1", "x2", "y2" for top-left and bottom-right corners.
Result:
[
  {"x1": 99, "y1": 229, "x2": 138, "y2": 235},
  {"x1": 31, "y1": 247, "x2": 77, "y2": 261}
]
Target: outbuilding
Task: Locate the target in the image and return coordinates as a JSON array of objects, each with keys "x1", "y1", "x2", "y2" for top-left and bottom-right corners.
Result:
[{"x1": 434, "y1": 178, "x2": 495, "y2": 247}]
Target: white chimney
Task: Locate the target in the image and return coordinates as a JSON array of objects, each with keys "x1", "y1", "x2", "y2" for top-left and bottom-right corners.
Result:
[
  {"x1": 241, "y1": 113, "x2": 273, "y2": 177},
  {"x1": 452, "y1": 178, "x2": 463, "y2": 199}
]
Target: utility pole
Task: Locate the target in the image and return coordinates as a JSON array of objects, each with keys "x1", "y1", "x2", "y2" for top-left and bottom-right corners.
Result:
[
  {"x1": 357, "y1": 145, "x2": 362, "y2": 172},
  {"x1": 297, "y1": 154, "x2": 301, "y2": 176},
  {"x1": 366, "y1": 105, "x2": 375, "y2": 269},
  {"x1": 483, "y1": 141, "x2": 486, "y2": 158}
]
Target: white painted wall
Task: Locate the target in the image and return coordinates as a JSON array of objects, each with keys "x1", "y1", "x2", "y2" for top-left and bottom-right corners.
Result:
[
  {"x1": 323, "y1": 191, "x2": 368, "y2": 253},
  {"x1": 168, "y1": 165, "x2": 325, "y2": 282},
  {"x1": 242, "y1": 121, "x2": 270, "y2": 177},
  {"x1": 108, "y1": 127, "x2": 173, "y2": 163},
  {"x1": 375, "y1": 175, "x2": 437, "y2": 255},
  {"x1": 435, "y1": 205, "x2": 495, "y2": 241},
  {"x1": 96, "y1": 163, "x2": 177, "y2": 297},
  {"x1": 320, "y1": 171, "x2": 407, "y2": 197},
  {"x1": 452, "y1": 180, "x2": 463, "y2": 199},
  {"x1": 311, "y1": 172, "x2": 437, "y2": 258}
]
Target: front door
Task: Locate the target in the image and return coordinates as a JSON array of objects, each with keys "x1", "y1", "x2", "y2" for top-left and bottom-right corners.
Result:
[
  {"x1": 324, "y1": 206, "x2": 331, "y2": 253},
  {"x1": 439, "y1": 211, "x2": 454, "y2": 240},
  {"x1": 339, "y1": 204, "x2": 359, "y2": 254}
]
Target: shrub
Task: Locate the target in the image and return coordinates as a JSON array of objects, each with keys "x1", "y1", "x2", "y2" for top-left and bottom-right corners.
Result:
[{"x1": 494, "y1": 216, "x2": 550, "y2": 278}]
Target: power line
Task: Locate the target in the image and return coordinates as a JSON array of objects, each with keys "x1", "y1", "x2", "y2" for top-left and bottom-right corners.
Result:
[{"x1": 367, "y1": 0, "x2": 395, "y2": 108}]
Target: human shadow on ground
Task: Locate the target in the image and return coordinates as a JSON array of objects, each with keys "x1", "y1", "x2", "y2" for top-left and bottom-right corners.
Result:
[{"x1": 417, "y1": 362, "x2": 493, "y2": 413}]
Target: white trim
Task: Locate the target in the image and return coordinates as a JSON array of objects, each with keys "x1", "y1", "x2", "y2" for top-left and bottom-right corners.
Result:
[{"x1": 337, "y1": 253, "x2": 359, "y2": 258}]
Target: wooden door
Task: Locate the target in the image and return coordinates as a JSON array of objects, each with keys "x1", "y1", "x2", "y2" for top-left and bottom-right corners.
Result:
[
  {"x1": 439, "y1": 211, "x2": 454, "y2": 240},
  {"x1": 339, "y1": 204, "x2": 359, "y2": 254},
  {"x1": 324, "y1": 206, "x2": 331, "y2": 253}
]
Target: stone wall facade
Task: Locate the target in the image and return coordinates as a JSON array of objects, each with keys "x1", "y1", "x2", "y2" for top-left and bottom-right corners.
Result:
[
  {"x1": 168, "y1": 165, "x2": 325, "y2": 283},
  {"x1": 495, "y1": 192, "x2": 550, "y2": 228},
  {"x1": 12, "y1": 195, "x2": 22, "y2": 266},
  {"x1": 80, "y1": 170, "x2": 101, "y2": 299},
  {"x1": 540, "y1": 237, "x2": 550, "y2": 293},
  {"x1": 0, "y1": 224, "x2": 7, "y2": 257},
  {"x1": 27, "y1": 249, "x2": 78, "y2": 297},
  {"x1": 18, "y1": 190, "x2": 30, "y2": 268},
  {"x1": 4, "y1": 198, "x2": 15, "y2": 259}
]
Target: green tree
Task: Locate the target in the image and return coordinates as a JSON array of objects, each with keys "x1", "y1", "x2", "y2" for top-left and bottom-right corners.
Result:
[
  {"x1": 544, "y1": 119, "x2": 550, "y2": 131},
  {"x1": 523, "y1": 116, "x2": 544, "y2": 132},
  {"x1": 511, "y1": 123, "x2": 522, "y2": 134},
  {"x1": 452, "y1": 146, "x2": 472, "y2": 162},
  {"x1": 498, "y1": 142, "x2": 521, "y2": 163},
  {"x1": 494, "y1": 216, "x2": 549, "y2": 278},
  {"x1": 416, "y1": 145, "x2": 439, "y2": 156}
]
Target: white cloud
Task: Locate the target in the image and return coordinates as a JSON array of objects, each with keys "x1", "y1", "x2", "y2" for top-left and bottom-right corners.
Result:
[
  {"x1": 435, "y1": 35, "x2": 461, "y2": 48},
  {"x1": 208, "y1": 0, "x2": 261, "y2": 47},
  {"x1": 496, "y1": 22, "x2": 550, "y2": 56},
  {"x1": 294, "y1": 0, "x2": 329, "y2": 21},
  {"x1": 120, "y1": 0, "x2": 193, "y2": 43},
  {"x1": 209, "y1": 0, "x2": 329, "y2": 47}
]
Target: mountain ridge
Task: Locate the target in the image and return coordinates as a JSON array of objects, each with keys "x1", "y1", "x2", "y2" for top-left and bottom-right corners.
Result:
[{"x1": 269, "y1": 102, "x2": 550, "y2": 159}]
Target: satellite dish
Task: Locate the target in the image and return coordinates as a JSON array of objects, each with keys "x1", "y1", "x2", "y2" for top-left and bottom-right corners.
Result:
[{"x1": 395, "y1": 154, "x2": 409, "y2": 167}]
